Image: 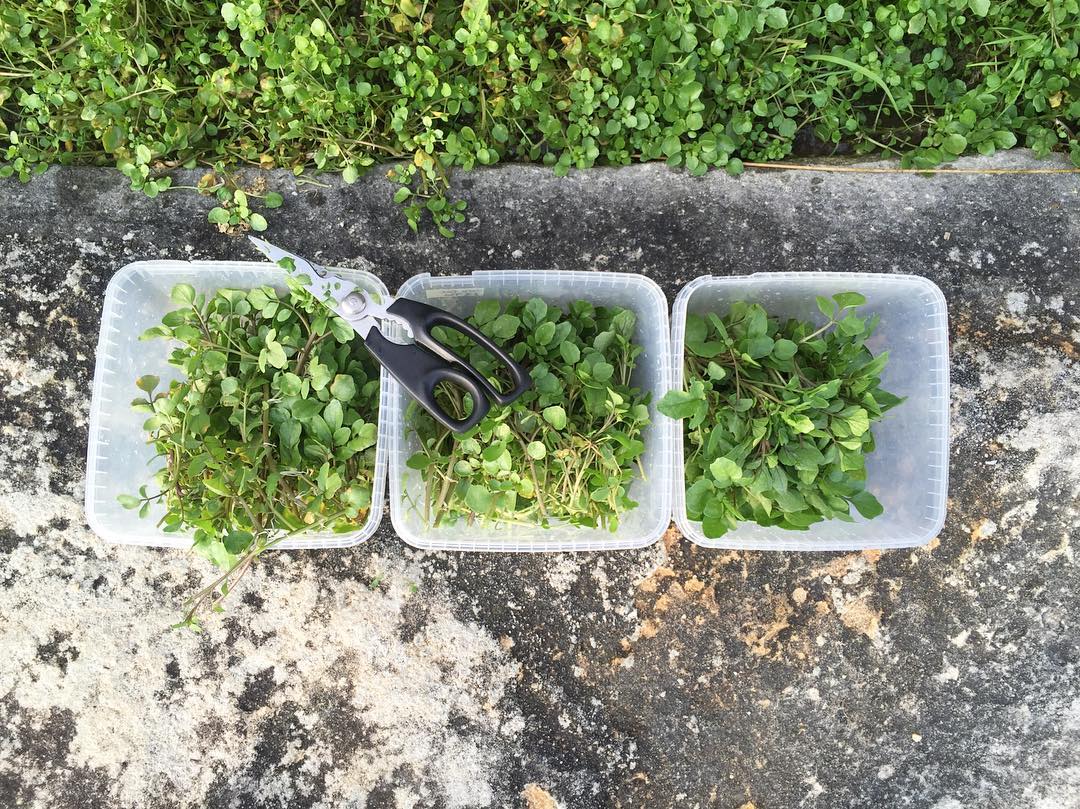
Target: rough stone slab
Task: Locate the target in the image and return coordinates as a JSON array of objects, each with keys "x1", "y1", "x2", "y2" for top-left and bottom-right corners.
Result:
[{"x1": 0, "y1": 153, "x2": 1078, "y2": 809}]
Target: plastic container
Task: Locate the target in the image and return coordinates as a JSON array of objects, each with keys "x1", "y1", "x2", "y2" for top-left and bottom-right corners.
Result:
[
  {"x1": 670, "y1": 272, "x2": 949, "y2": 551},
  {"x1": 386, "y1": 270, "x2": 673, "y2": 552},
  {"x1": 85, "y1": 261, "x2": 390, "y2": 549}
]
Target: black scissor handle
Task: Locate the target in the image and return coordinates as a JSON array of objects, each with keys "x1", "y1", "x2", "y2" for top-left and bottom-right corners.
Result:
[
  {"x1": 386, "y1": 298, "x2": 532, "y2": 406},
  {"x1": 364, "y1": 329, "x2": 491, "y2": 433}
]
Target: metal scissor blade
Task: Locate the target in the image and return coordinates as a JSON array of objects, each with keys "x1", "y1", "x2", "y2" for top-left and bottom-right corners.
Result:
[{"x1": 247, "y1": 236, "x2": 361, "y2": 315}]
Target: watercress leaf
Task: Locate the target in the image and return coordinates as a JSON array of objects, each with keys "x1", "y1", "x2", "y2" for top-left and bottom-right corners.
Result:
[
  {"x1": 772, "y1": 339, "x2": 798, "y2": 361},
  {"x1": 783, "y1": 414, "x2": 815, "y2": 434},
  {"x1": 592, "y1": 361, "x2": 614, "y2": 383},
  {"x1": 278, "y1": 373, "x2": 301, "y2": 396},
  {"x1": 136, "y1": 374, "x2": 160, "y2": 393},
  {"x1": 407, "y1": 452, "x2": 432, "y2": 469},
  {"x1": 491, "y1": 314, "x2": 520, "y2": 340},
  {"x1": 535, "y1": 321, "x2": 556, "y2": 345},
  {"x1": 171, "y1": 284, "x2": 196, "y2": 306},
  {"x1": 279, "y1": 419, "x2": 302, "y2": 447},
  {"x1": 542, "y1": 405, "x2": 567, "y2": 430},
  {"x1": 559, "y1": 342, "x2": 580, "y2": 364},
  {"x1": 329, "y1": 317, "x2": 354, "y2": 342},
  {"x1": 465, "y1": 484, "x2": 493, "y2": 513},
  {"x1": 685, "y1": 314, "x2": 707, "y2": 345},
  {"x1": 323, "y1": 398, "x2": 344, "y2": 432},
  {"x1": 851, "y1": 490, "x2": 884, "y2": 519},
  {"x1": 709, "y1": 456, "x2": 743, "y2": 485},
  {"x1": 117, "y1": 493, "x2": 142, "y2": 509},
  {"x1": 526, "y1": 441, "x2": 546, "y2": 460},
  {"x1": 833, "y1": 291, "x2": 866, "y2": 309},
  {"x1": 265, "y1": 340, "x2": 287, "y2": 368},
  {"x1": 816, "y1": 295, "x2": 835, "y2": 320},
  {"x1": 291, "y1": 398, "x2": 323, "y2": 421},
  {"x1": 473, "y1": 300, "x2": 500, "y2": 325},
  {"x1": 223, "y1": 530, "x2": 253, "y2": 554},
  {"x1": 523, "y1": 298, "x2": 548, "y2": 328},
  {"x1": 745, "y1": 335, "x2": 774, "y2": 359},
  {"x1": 658, "y1": 381, "x2": 707, "y2": 421},
  {"x1": 203, "y1": 350, "x2": 228, "y2": 372},
  {"x1": 330, "y1": 374, "x2": 356, "y2": 401}
]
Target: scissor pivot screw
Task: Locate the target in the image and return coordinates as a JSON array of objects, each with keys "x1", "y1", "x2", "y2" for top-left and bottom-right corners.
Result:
[{"x1": 341, "y1": 294, "x2": 366, "y2": 316}]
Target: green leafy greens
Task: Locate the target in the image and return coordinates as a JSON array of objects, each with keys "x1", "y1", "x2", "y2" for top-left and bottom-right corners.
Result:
[
  {"x1": 2, "y1": 1, "x2": 1077, "y2": 235},
  {"x1": 407, "y1": 298, "x2": 650, "y2": 531},
  {"x1": 659, "y1": 293, "x2": 902, "y2": 538},
  {"x1": 121, "y1": 280, "x2": 380, "y2": 627}
]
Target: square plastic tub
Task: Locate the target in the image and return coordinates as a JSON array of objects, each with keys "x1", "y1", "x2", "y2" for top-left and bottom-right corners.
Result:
[
  {"x1": 85, "y1": 260, "x2": 390, "y2": 549},
  {"x1": 386, "y1": 270, "x2": 673, "y2": 552},
  {"x1": 670, "y1": 272, "x2": 949, "y2": 551}
]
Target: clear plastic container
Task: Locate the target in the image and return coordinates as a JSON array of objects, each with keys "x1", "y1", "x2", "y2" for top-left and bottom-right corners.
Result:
[
  {"x1": 670, "y1": 273, "x2": 949, "y2": 551},
  {"x1": 85, "y1": 261, "x2": 390, "y2": 549},
  {"x1": 386, "y1": 270, "x2": 673, "y2": 552}
]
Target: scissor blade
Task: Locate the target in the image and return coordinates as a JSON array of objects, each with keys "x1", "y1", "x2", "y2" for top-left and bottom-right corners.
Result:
[
  {"x1": 247, "y1": 236, "x2": 323, "y2": 276},
  {"x1": 247, "y1": 236, "x2": 362, "y2": 314}
]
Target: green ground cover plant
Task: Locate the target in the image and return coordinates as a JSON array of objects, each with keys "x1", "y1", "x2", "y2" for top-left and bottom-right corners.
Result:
[
  {"x1": 121, "y1": 280, "x2": 380, "y2": 626},
  {"x1": 659, "y1": 293, "x2": 901, "y2": 538},
  {"x1": 406, "y1": 297, "x2": 650, "y2": 530},
  {"x1": 2, "y1": 0, "x2": 1077, "y2": 233}
]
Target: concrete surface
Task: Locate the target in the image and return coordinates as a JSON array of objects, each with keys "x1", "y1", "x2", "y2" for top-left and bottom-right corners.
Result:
[{"x1": 0, "y1": 152, "x2": 1078, "y2": 809}]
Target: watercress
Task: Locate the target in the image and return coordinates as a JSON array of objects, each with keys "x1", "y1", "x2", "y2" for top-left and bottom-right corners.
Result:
[
  {"x1": 659, "y1": 293, "x2": 902, "y2": 538},
  {"x1": 406, "y1": 298, "x2": 650, "y2": 531},
  {"x1": 121, "y1": 280, "x2": 380, "y2": 627}
]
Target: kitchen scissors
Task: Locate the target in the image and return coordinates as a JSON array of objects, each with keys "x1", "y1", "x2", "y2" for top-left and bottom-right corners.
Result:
[{"x1": 248, "y1": 238, "x2": 531, "y2": 433}]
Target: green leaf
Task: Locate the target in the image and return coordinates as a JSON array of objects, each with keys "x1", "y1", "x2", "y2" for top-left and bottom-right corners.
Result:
[
  {"x1": 278, "y1": 372, "x2": 302, "y2": 396},
  {"x1": 559, "y1": 342, "x2": 580, "y2": 364},
  {"x1": 330, "y1": 374, "x2": 356, "y2": 401},
  {"x1": 825, "y1": 3, "x2": 844, "y2": 22},
  {"x1": 523, "y1": 298, "x2": 547, "y2": 327},
  {"x1": 658, "y1": 383, "x2": 707, "y2": 421},
  {"x1": 491, "y1": 314, "x2": 520, "y2": 340},
  {"x1": 323, "y1": 398, "x2": 343, "y2": 432},
  {"x1": 851, "y1": 490, "x2": 884, "y2": 519},
  {"x1": 329, "y1": 317, "x2": 354, "y2": 343},
  {"x1": 473, "y1": 300, "x2": 500, "y2": 325},
  {"x1": 264, "y1": 192, "x2": 283, "y2": 209},
  {"x1": 117, "y1": 494, "x2": 141, "y2": 509},
  {"x1": 816, "y1": 295, "x2": 835, "y2": 320},
  {"x1": 784, "y1": 414, "x2": 815, "y2": 434},
  {"x1": 202, "y1": 350, "x2": 227, "y2": 372},
  {"x1": 291, "y1": 398, "x2": 323, "y2": 421},
  {"x1": 942, "y1": 133, "x2": 968, "y2": 155},
  {"x1": 968, "y1": 0, "x2": 990, "y2": 17},
  {"x1": 465, "y1": 484, "x2": 493, "y2": 513},
  {"x1": 832, "y1": 291, "x2": 866, "y2": 309},
  {"x1": 223, "y1": 530, "x2": 253, "y2": 554},
  {"x1": 279, "y1": 419, "x2": 302, "y2": 447},
  {"x1": 249, "y1": 213, "x2": 268, "y2": 232},
  {"x1": 136, "y1": 374, "x2": 160, "y2": 393},
  {"x1": 265, "y1": 340, "x2": 287, "y2": 368},
  {"x1": 745, "y1": 335, "x2": 774, "y2": 359},
  {"x1": 709, "y1": 456, "x2": 743, "y2": 485},
  {"x1": 772, "y1": 339, "x2": 798, "y2": 361},
  {"x1": 542, "y1": 405, "x2": 567, "y2": 430},
  {"x1": 171, "y1": 284, "x2": 196, "y2": 306},
  {"x1": 526, "y1": 441, "x2": 546, "y2": 460},
  {"x1": 407, "y1": 452, "x2": 432, "y2": 470},
  {"x1": 534, "y1": 321, "x2": 556, "y2": 345},
  {"x1": 846, "y1": 408, "x2": 870, "y2": 436},
  {"x1": 764, "y1": 7, "x2": 788, "y2": 29},
  {"x1": 207, "y1": 207, "x2": 230, "y2": 225}
]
